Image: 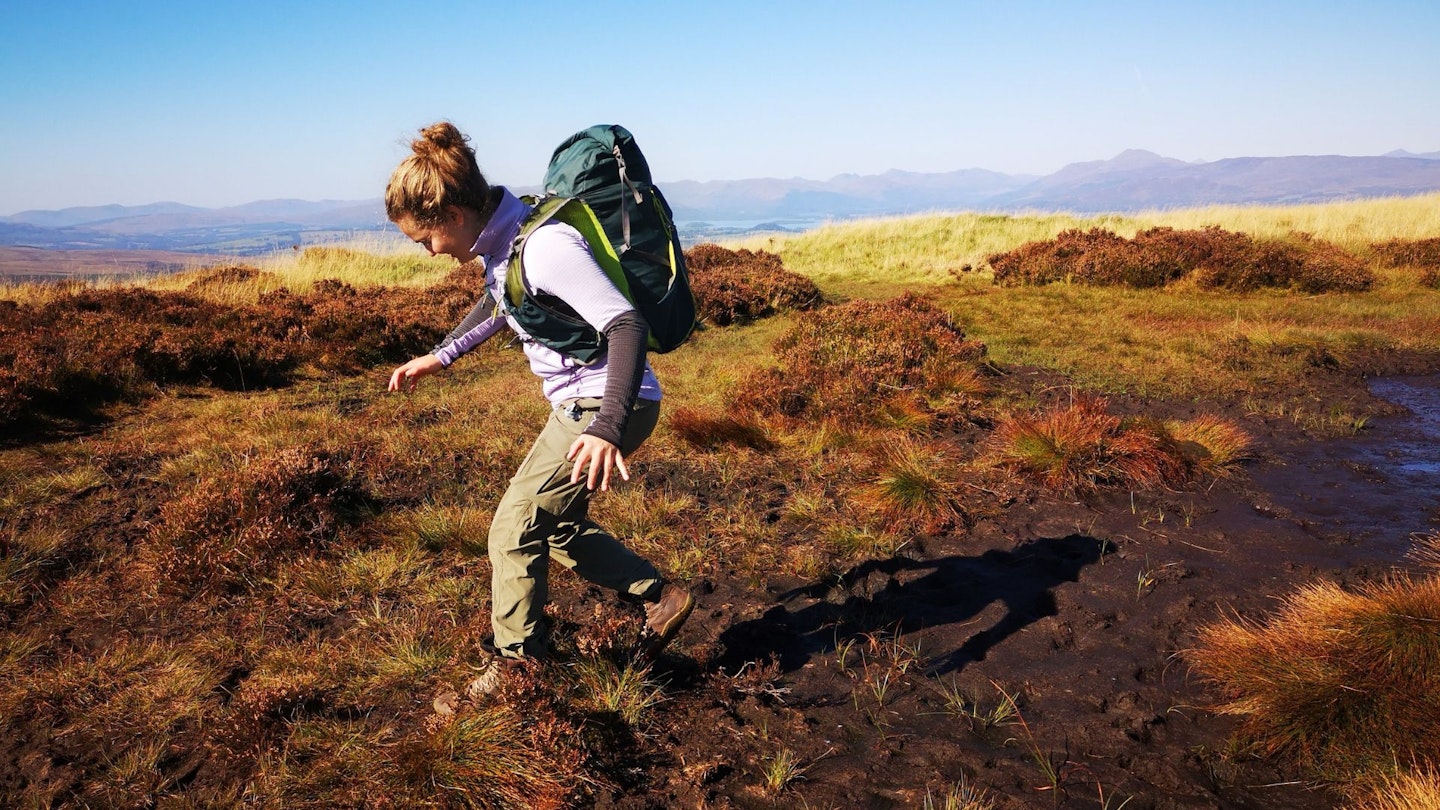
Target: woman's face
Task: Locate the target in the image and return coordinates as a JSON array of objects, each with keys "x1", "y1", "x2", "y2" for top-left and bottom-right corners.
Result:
[{"x1": 396, "y1": 205, "x2": 483, "y2": 263}]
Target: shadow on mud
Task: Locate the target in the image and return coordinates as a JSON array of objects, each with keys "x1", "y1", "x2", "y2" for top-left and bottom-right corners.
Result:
[{"x1": 716, "y1": 533, "x2": 1108, "y2": 676}]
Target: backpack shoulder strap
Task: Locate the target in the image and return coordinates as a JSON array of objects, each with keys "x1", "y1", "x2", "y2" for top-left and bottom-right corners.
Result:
[{"x1": 506, "y1": 195, "x2": 631, "y2": 310}]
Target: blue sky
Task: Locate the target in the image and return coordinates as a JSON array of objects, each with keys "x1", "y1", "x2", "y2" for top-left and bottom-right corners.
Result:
[{"x1": 2, "y1": 0, "x2": 1437, "y2": 214}]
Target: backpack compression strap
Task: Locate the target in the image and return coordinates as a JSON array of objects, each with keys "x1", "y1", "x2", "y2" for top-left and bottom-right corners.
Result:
[{"x1": 613, "y1": 145, "x2": 643, "y2": 255}]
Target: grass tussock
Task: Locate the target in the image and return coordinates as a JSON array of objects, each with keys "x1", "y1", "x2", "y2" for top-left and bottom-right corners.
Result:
[
  {"x1": 987, "y1": 395, "x2": 1178, "y2": 491},
  {"x1": 733, "y1": 293, "x2": 987, "y2": 426},
  {"x1": 1188, "y1": 574, "x2": 1440, "y2": 781},
  {"x1": 1408, "y1": 530, "x2": 1440, "y2": 572},
  {"x1": 852, "y1": 440, "x2": 964, "y2": 535},
  {"x1": 988, "y1": 227, "x2": 1374, "y2": 293},
  {"x1": 988, "y1": 396, "x2": 1252, "y2": 491},
  {"x1": 1162, "y1": 414, "x2": 1256, "y2": 477},
  {"x1": 684, "y1": 244, "x2": 824, "y2": 326},
  {"x1": 413, "y1": 707, "x2": 581, "y2": 809}
]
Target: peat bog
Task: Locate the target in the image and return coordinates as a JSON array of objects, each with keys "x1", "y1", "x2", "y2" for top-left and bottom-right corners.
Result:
[{"x1": 3, "y1": 223, "x2": 1440, "y2": 808}]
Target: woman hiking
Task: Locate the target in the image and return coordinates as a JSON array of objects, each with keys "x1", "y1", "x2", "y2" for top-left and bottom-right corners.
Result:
[{"x1": 384, "y1": 122, "x2": 694, "y2": 694}]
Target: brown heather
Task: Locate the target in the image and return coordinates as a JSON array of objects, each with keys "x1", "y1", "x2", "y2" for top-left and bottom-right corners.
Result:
[
  {"x1": 988, "y1": 226, "x2": 1375, "y2": 293},
  {"x1": 1371, "y1": 236, "x2": 1440, "y2": 270},
  {"x1": 0, "y1": 264, "x2": 485, "y2": 432},
  {"x1": 0, "y1": 288, "x2": 299, "y2": 427},
  {"x1": 684, "y1": 243, "x2": 824, "y2": 326},
  {"x1": 733, "y1": 293, "x2": 987, "y2": 425},
  {"x1": 1372, "y1": 236, "x2": 1440, "y2": 287},
  {"x1": 144, "y1": 446, "x2": 371, "y2": 596}
]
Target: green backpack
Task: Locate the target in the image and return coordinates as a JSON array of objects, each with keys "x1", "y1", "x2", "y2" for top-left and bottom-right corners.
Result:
[{"x1": 503, "y1": 125, "x2": 697, "y2": 365}]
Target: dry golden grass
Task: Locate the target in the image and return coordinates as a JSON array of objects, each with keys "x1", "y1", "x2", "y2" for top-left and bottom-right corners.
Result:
[
  {"x1": 852, "y1": 440, "x2": 963, "y2": 535},
  {"x1": 1349, "y1": 768, "x2": 1440, "y2": 810},
  {"x1": 1188, "y1": 574, "x2": 1440, "y2": 780},
  {"x1": 1163, "y1": 414, "x2": 1255, "y2": 477},
  {"x1": 1409, "y1": 530, "x2": 1440, "y2": 572}
]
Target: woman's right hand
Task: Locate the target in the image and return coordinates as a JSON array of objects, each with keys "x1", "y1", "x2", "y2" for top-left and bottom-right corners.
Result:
[{"x1": 388, "y1": 354, "x2": 444, "y2": 392}]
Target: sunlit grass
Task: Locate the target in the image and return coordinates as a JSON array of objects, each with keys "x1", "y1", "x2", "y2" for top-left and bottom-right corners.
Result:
[
  {"x1": 1188, "y1": 574, "x2": 1440, "y2": 782},
  {"x1": 929, "y1": 268, "x2": 1439, "y2": 409},
  {"x1": 568, "y1": 657, "x2": 667, "y2": 725},
  {"x1": 1350, "y1": 768, "x2": 1440, "y2": 810},
  {"x1": 141, "y1": 233, "x2": 456, "y2": 302},
  {"x1": 731, "y1": 193, "x2": 1440, "y2": 296}
]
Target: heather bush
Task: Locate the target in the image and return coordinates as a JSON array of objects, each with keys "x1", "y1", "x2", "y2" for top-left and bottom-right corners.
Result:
[
  {"x1": 1193, "y1": 232, "x2": 1373, "y2": 293},
  {"x1": 733, "y1": 293, "x2": 986, "y2": 424},
  {"x1": 271, "y1": 279, "x2": 459, "y2": 374},
  {"x1": 0, "y1": 264, "x2": 484, "y2": 431},
  {"x1": 684, "y1": 244, "x2": 823, "y2": 326},
  {"x1": 1372, "y1": 237, "x2": 1440, "y2": 287},
  {"x1": 0, "y1": 288, "x2": 300, "y2": 429},
  {"x1": 145, "y1": 446, "x2": 371, "y2": 594},
  {"x1": 1371, "y1": 237, "x2": 1440, "y2": 269},
  {"x1": 988, "y1": 227, "x2": 1373, "y2": 293}
]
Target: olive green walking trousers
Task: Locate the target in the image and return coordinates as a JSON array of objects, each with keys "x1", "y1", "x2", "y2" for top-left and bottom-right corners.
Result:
[{"x1": 489, "y1": 397, "x2": 663, "y2": 658}]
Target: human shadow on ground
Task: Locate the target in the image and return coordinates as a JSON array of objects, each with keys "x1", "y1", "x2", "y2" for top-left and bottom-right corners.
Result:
[{"x1": 715, "y1": 533, "x2": 1108, "y2": 676}]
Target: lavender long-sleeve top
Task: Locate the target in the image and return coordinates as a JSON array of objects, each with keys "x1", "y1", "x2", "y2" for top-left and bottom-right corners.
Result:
[{"x1": 432, "y1": 188, "x2": 662, "y2": 406}]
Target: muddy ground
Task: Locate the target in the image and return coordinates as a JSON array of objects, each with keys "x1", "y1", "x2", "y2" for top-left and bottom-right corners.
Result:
[
  {"x1": 5, "y1": 366, "x2": 1437, "y2": 808},
  {"x1": 586, "y1": 371, "x2": 1440, "y2": 809}
]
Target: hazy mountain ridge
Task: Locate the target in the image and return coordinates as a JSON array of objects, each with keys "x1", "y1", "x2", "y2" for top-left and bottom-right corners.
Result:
[{"x1": 4, "y1": 148, "x2": 1439, "y2": 254}]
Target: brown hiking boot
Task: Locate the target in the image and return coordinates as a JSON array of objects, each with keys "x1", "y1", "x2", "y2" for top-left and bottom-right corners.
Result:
[
  {"x1": 640, "y1": 582, "x2": 695, "y2": 663},
  {"x1": 464, "y1": 643, "x2": 526, "y2": 699}
]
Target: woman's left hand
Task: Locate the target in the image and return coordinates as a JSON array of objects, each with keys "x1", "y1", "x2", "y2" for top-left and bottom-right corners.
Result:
[{"x1": 566, "y1": 434, "x2": 629, "y2": 491}]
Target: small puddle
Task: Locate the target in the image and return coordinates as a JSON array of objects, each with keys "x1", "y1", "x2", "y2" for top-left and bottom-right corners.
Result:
[
  {"x1": 1367, "y1": 376, "x2": 1440, "y2": 478},
  {"x1": 1253, "y1": 375, "x2": 1440, "y2": 559}
]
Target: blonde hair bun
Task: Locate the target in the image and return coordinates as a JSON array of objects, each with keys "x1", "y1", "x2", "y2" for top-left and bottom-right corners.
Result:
[
  {"x1": 414, "y1": 122, "x2": 468, "y2": 156},
  {"x1": 386, "y1": 121, "x2": 492, "y2": 225}
]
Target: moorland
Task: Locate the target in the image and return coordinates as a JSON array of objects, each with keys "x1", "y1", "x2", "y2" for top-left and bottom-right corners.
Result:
[{"x1": 3, "y1": 193, "x2": 1440, "y2": 808}]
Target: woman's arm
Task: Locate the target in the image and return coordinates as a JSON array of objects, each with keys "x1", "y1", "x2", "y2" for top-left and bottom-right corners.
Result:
[
  {"x1": 434, "y1": 311, "x2": 507, "y2": 367},
  {"x1": 391, "y1": 295, "x2": 506, "y2": 391}
]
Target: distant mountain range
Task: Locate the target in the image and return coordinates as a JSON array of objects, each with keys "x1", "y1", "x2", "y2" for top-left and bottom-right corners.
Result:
[{"x1": 4, "y1": 149, "x2": 1439, "y2": 255}]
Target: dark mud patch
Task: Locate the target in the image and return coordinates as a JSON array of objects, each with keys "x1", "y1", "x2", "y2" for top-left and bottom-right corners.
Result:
[{"x1": 597, "y1": 371, "x2": 1440, "y2": 808}]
